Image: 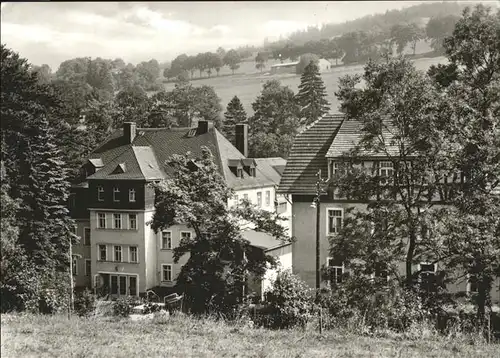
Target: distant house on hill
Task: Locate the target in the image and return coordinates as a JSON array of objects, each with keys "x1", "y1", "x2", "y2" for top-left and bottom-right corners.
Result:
[{"x1": 270, "y1": 61, "x2": 299, "y2": 75}]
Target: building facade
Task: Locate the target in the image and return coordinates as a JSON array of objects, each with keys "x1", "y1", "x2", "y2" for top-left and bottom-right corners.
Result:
[
  {"x1": 69, "y1": 121, "x2": 292, "y2": 299},
  {"x1": 277, "y1": 114, "x2": 500, "y2": 304}
]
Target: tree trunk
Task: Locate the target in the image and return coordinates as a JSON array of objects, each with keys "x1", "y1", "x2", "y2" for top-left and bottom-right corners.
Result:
[{"x1": 405, "y1": 229, "x2": 417, "y2": 287}]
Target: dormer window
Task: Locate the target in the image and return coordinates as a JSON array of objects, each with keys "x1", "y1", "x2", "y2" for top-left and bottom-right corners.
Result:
[
  {"x1": 97, "y1": 186, "x2": 104, "y2": 202},
  {"x1": 249, "y1": 167, "x2": 256, "y2": 177},
  {"x1": 113, "y1": 187, "x2": 120, "y2": 202},
  {"x1": 242, "y1": 158, "x2": 257, "y2": 177},
  {"x1": 237, "y1": 168, "x2": 243, "y2": 178}
]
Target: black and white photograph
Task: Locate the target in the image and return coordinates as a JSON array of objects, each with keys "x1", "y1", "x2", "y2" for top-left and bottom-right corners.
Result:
[{"x1": 1, "y1": 1, "x2": 499, "y2": 356}]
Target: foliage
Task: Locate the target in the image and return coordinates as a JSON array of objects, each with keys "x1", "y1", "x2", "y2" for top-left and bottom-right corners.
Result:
[
  {"x1": 390, "y1": 23, "x2": 424, "y2": 55},
  {"x1": 223, "y1": 49, "x2": 241, "y2": 74},
  {"x1": 255, "y1": 52, "x2": 267, "y2": 72},
  {"x1": 112, "y1": 296, "x2": 134, "y2": 317},
  {"x1": 295, "y1": 53, "x2": 319, "y2": 75},
  {"x1": 248, "y1": 80, "x2": 300, "y2": 158},
  {"x1": 74, "y1": 289, "x2": 96, "y2": 317},
  {"x1": 295, "y1": 61, "x2": 330, "y2": 126},
  {"x1": 222, "y1": 96, "x2": 247, "y2": 144},
  {"x1": 114, "y1": 84, "x2": 150, "y2": 127},
  {"x1": 151, "y1": 148, "x2": 288, "y2": 315},
  {"x1": 426, "y1": 15, "x2": 460, "y2": 54},
  {"x1": 260, "y1": 270, "x2": 315, "y2": 329}
]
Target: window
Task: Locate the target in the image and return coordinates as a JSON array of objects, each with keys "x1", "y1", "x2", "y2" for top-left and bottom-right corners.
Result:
[
  {"x1": 85, "y1": 259, "x2": 91, "y2": 277},
  {"x1": 162, "y1": 231, "x2": 172, "y2": 249},
  {"x1": 181, "y1": 232, "x2": 192, "y2": 241},
  {"x1": 265, "y1": 190, "x2": 271, "y2": 206},
  {"x1": 113, "y1": 187, "x2": 120, "y2": 202},
  {"x1": 111, "y1": 276, "x2": 118, "y2": 294},
  {"x1": 327, "y1": 258, "x2": 344, "y2": 284},
  {"x1": 249, "y1": 167, "x2": 256, "y2": 177},
  {"x1": 113, "y1": 213, "x2": 122, "y2": 229},
  {"x1": 129, "y1": 188, "x2": 136, "y2": 202},
  {"x1": 129, "y1": 276, "x2": 137, "y2": 296},
  {"x1": 234, "y1": 194, "x2": 239, "y2": 207},
  {"x1": 119, "y1": 276, "x2": 127, "y2": 295},
  {"x1": 373, "y1": 262, "x2": 389, "y2": 281},
  {"x1": 97, "y1": 213, "x2": 106, "y2": 229},
  {"x1": 70, "y1": 225, "x2": 77, "y2": 235},
  {"x1": 162, "y1": 264, "x2": 172, "y2": 282},
  {"x1": 257, "y1": 192, "x2": 262, "y2": 207},
  {"x1": 379, "y1": 161, "x2": 394, "y2": 185},
  {"x1": 468, "y1": 273, "x2": 478, "y2": 294},
  {"x1": 327, "y1": 209, "x2": 343, "y2": 234},
  {"x1": 129, "y1": 246, "x2": 138, "y2": 263},
  {"x1": 97, "y1": 186, "x2": 104, "y2": 202},
  {"x1": 72, "y1": 258, "x2": 78, "y2": 276},
  {"x1": 237, "y1": 168, "x2": 243, "y2": 178},
  {"x1": 84, "y1": 228, "x2": 91, "y2": 246},
  {"x1": 129, "y1": 214, "x2": 137, "y2": 230},
  {"x1": 419, "y1": 262, "x2": 437, "y2": 292},
  {"x1": 243, "y1": 193, "x2": 249, "y2": 202},
  {"x1": 99, "y1": 245, "x2": 107, "y2": 261},
  {"x1": 114, "y1": 245, "x2": 122, "y2": 262}
]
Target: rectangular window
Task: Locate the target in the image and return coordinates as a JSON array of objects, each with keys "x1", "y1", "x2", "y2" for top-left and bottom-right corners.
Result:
[
  {"x1": 129, "y1": 188, "x2": 136, "y2": 202},
  {"x1": 181, "y1": 232, "x2": 191, "y2": 242},
  {"x1": 327, "y1": 209, "x2": 343, "y2": 234},
  {"x1": 129, "y1": 276, "x2": 137, "y2": 296},
  {"x1": 327, "y1": 258, "x2": 343, "y2": 284},
  {"x1": 129, "y1": 246, "x2": 138, "y2": 263},
  {"x1": 85, "y1": 259, "x2": 91, "y2": 277},
  {"x1": 70, "y1": 225, "x2": 77, "y2": 235},
  {"x1": 113, "y1": 213, "x2": 122, "y2": 229},
  {"x1": 237, "y1": 168, "x2": 243, "y2": 178},
  {"x1": 84, "y1": 228, "x2": 91, "y2": 246},
  {"x1": 97, "y1": 213, "x2": 106, "y2": 229},
  {"x1": 234, "y1": 194, "x2": 239, "y2": 207},
  {"x1": 379, "y1": 161, "x2": 394, "y2": 185},
  {"x1": 111, "y1": 276, "x2": 118, "y2": 294},
  {"x1": 129, "y1": 214, "x2": 137, "y2": 230},
  {"x1": 162, "y1": 264, "x2": 172, "y2": 282},
  {"x1": 99, "y1": 244, "x2": 107, "y2": 261},
  {"x1": 257, "y1": 192, "x2": 262, "y2": 207},
  {"x1": 72, "y1": 258, "x2": 78, "y2": 276},
  {"x1": 113, "y1": 187, "x2": 120, "y2": 202},
  {"x1": 119, "y1": 276, "x2": 127, "y2": 295},
  {"x1": 114, "y1": 245, "x2": 122, "y2": 262},
  {"x1": 249, "y1": 167, "x2": 256, "y2": 177},
  {"x1": 162, "y1": 231, "x2": 172, "y2": 249},
  {"x1": 243, "y1": 193, "x2": 249, "y2": 202},
  {"x1": 97, "y1": 186, "x2": 104, "y2": 202},
  {"x1": 419, "y1": 262, "x2": 437, "y2": 292},
  {"x1": 265, "y1": 190, "x2": 271, "y2": 206}
]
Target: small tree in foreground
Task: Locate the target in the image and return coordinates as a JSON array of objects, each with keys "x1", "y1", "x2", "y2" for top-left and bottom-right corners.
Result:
[{"x1": 151, "y1": 147, "x2": 289, "y2": 315}]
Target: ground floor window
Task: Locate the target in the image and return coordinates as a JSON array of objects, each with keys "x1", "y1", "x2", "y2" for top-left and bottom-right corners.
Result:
[
  {"x1": 327, "y1": 257, "x2": 344, "y2": 284},
  {"x1": 162, "y1": 264, "x2": 172, "y2": 282},
  {"x1": 99, "y1": 273, "x2": 139, "y2": 297}
]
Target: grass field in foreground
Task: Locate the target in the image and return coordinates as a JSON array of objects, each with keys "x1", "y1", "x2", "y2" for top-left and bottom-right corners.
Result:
[{"x1": 2, "y1": 313, "x2": 499, "y2": 358}]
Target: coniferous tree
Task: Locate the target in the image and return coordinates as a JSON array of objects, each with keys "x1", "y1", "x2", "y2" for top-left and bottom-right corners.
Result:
[
  {"x1": 295, "y1": 61, "x2": 330, "y2": 126},
  {"x1": 222, "y1": 96, "x2": 247, "y2": 144}
]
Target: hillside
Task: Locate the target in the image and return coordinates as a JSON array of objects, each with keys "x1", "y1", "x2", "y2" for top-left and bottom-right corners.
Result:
[{"x1": 283, "y1": 2, "x2": 475, "y2": 45}]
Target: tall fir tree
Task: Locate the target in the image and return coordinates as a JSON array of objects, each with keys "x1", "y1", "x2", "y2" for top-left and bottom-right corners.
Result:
[
  {"x1": 295, "y1": 61, "x2": 330, "y2": 126},
  {"x1": 222, "y1": 96, "x2": 247, "y2": 144}
]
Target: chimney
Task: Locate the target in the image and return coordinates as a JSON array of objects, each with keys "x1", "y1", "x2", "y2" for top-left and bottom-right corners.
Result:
[
  {"x1": 197, "y1": 120, "x2": 209, "y2": 134},
  {"x1": 235, "y1": 124, "x2": 248, "y2": 157},
  {"x1": 123, "y1": 122, "x2": 136, "y2": 144}
]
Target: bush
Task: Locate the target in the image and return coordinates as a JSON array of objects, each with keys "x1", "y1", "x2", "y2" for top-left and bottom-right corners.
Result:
[
  {"x1": 296, "y1": 53, "x2": 319, "y2": 75},
  {"x1": 74, "y1": 289, "x2": 96, "y2": 317},
  {"x1": 112, "y1": 297, "x2": 134, "y2": 317},
  {"x1": 143, "y1": 302, "x2": 163, "y2": 314},
  {"x1": 260, "y1": 270, "x2": 315, "y2": 329}
]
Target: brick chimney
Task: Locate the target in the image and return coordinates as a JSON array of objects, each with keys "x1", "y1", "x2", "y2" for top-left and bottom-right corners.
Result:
[
  {"x1": 123, "y1": 122, "x2": 137, "y2": 144},
  {"x1": 197, "y1": 120, "x2": 209, "y2": 134},
  {"x1": 235, "y1": 123, "x2": 248, "y2": 157}
]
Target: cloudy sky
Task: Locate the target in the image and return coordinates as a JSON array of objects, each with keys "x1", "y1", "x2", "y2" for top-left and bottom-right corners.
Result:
[{"x1": 0, "y1": 1, "x2": 494, "y2": 70}]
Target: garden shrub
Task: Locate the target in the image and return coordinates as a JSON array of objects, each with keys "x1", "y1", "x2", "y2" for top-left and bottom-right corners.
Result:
[
  {"x1": 112, "y1": 296, "x2": 134, "y2": 317},
  {"x1": 260, "y1": 270, "x2": 316, "y2": 329},
  {"x1": 74, "y1": 289, "x2": 96, "y2": 317}
]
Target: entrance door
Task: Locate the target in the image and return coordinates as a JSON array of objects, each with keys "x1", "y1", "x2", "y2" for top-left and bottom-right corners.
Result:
[{"x1": 119, "y1": 276, "x2": 127, "y2": 295}]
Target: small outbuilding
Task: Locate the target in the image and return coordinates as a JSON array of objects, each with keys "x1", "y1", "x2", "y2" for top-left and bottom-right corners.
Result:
[{"x1": 270, "y1": 61, "x2": 299, "y2": 75}]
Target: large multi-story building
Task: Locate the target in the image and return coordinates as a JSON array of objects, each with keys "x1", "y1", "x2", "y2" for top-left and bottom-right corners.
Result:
[
  {"x1": 277, "y1": 114, "x2": 500, "y2": 304},
  {"x1": 69, "y1": 120, "x2": 292, "y2": 298}
]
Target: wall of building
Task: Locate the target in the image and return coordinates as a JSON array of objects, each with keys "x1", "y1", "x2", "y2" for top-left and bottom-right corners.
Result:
[
  {"x1": 144, "y1": 211, "x2": 157, "y2": 291},
  {"x1": 90, "y1": 209, "x2": 148, "y2": 293},
  {"x1": 291, "y1": 197, "x2": 500, "y2": 303},
  {"x1": 72, "y1": 219, "x2": 92, "y2": 288},
  {"x1": 261, "y1": 244, "x2": 293, "y2": 299}
]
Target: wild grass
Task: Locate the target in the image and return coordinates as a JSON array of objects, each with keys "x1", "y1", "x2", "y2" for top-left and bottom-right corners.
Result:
[{"x1": 2, "y1": 313, "x2": 498, "y2": 358}]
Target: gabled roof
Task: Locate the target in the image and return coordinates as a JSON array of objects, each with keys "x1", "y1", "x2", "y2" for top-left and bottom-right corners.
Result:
[
  {"x1": 277, "y1": 114, "x2": 344, "y2": 195},
  {"x1": 326, "y1": 120, "x2": 400, "y2": 158},
  {"x1": 86, "y1": 125, "x2": 281, "y2": 190}
]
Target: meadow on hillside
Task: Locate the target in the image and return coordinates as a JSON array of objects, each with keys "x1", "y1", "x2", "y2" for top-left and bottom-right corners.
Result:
[{"x1": 162, "y1": 55, "x2": 447, "y2": 115}]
